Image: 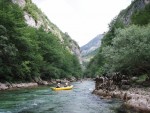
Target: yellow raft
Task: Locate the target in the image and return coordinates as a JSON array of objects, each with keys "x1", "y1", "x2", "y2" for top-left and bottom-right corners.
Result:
[{"x1": 51, "y1": 85, "x2": 73, "y2": 91}]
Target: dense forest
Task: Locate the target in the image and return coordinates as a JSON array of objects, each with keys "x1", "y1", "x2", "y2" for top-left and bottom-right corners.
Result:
[
  {"x1": 0, "y1": 0, "x2": 82, "y2": 82},
  {"x1": 85, "y1": 0, "x2": 150, "y2": 82}
]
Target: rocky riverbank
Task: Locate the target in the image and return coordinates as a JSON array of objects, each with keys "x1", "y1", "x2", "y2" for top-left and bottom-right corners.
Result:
[
  {"x1": 93, "y1": 87, "x2": 150, "y2": 113},
  {"x1": 0, "y1": 82, "x2": 38, "y2": 90},
  {"x1": 0, "y1": 76, "x2": 77, "y2": 90},
  {"x1": 93, "y1": 76, "x2": 150, "y2": 113}
]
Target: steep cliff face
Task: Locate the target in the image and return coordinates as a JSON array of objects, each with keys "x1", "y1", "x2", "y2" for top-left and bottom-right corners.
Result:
[
  {"x1": 0, "y1": 0, "x2": 82, "y2": 81},
  {"x1": 11, "y1": 0, "x2": 82, "y2": 64},
  {"x1": 118, "y1": 0, "x2": 150, "y2": 25},
  {"x1": 70, "y1": 40, "x2": 82, "y2": 64},
  {"x1": 12, "y1": 0, "x2": 59, "y2": 33},
  {"x1": 61, "y1": 32, "x2": 82, "y2": 64}
]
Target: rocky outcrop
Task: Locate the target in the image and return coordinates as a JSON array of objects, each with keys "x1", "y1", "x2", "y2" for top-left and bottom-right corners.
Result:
[
  {"x1": 11, "y1": 0, "x2": 68, "y2": 43},
  {"x1": 118, "y1": 0, "x2": 150, "y2": 25},
  {"x1": 24, "y1": 11, "x2": 41, "y2": 28},
  {"x1": 93, "y1": 88, "x2": 150, "y2": 113},
  {"x1": 0, "y1": 82, "x2": 38, "y2": 90},
  {"x1": 12, "y1": 0, "x2": 26, "y2": 8},
  {"x1": 33, "y1": 77, "x2": 49, "y2": 85},
  {"x1": 93, "y1": 76, "x2": 150, "y2": 113},
  {"x1": 70, "y1": 40, "x2": 82, "y2": 64},
  {"x1": 11, "y1": 0, "x2": 82, "y2": 66}
]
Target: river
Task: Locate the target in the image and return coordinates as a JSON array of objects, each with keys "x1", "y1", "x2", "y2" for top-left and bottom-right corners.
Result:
[{"x1": 0, "y1": 80, "x2": 122, "y2": 113}]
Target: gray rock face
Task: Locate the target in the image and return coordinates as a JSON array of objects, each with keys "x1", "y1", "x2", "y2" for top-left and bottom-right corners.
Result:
[
  {"x1": 12, "y1": 0, "x2": 82, "y2": 65},
  {"x1": 93, "y1": 87, "x2": 150, "y2": 113},
  {"x1": 70, "y1": 41, "x2": 82, "y2": 64},
  {"x1": 24, "y1": 12, "x2": 43, "y2": 29},
  {"x1": 12, "y1": 0, "x2": 26, "y2": 8},
  {"x1": 24, "y1": 12, "x2": 38, "y2": 28},
  {"x1": 0, "y1": 83, "x2": 8, "y2": 90},
  {"x1": 145, "y1": 0, "x2": 150, "y2": 4},
  {"x1": 0, "y1": 82, "x2": 38, "y2": 90},
  {"x1": 119, "y1": 0, "x2": 150, "y2": 25},
  {"x1": 12, "y1": 0, "x2": 64, "y2": 42}
]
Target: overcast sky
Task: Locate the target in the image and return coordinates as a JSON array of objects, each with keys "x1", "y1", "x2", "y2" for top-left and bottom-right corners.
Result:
[{"x1": 32, "y1": 0, "x2": 131, "y2": 47}]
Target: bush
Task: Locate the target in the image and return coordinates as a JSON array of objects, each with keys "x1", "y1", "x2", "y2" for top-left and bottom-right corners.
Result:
[{"x1": 102, "y1": 24, "x2": 150, "y2": 76}]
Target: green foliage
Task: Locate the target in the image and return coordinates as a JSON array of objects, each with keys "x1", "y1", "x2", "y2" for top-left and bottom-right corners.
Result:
[
  {"x1": 85, "y1": 2, "x2": 150, "y2": 79},
  {"x1": 0, "y1": 25, "x2": 18, "y2": 81},
  {"x1": 0, "y1": 0, "x2": 82, "y2": 82},
  {"x1": 86, "y1": 24, "x2": 150, "y2": 78},
  {"x1": 131, "y1": 4, "x2": 150, "y2": 25},
  {"x1": 102, "y1": 17, "x2": 125, "y2": 46},
  {"x1": 136, "y1": 74, "x2": 149, "y2": 83},
  {"x1": 102, "y1": 25, "x2": 150, "y2": 76},
  {"x1": 84, "y1": 49, "x2": 105, "y2": 78}
]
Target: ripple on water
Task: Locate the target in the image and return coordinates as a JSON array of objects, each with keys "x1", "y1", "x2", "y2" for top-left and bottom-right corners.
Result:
[{"x1": 0, "y1": 81, "x2": 122, "y2": 113}]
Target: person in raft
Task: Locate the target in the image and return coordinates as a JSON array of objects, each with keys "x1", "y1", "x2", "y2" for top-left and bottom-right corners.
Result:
[
  {"x1": 56, "y1": 83, "x2": 61, "y2": 88},
  {"x1": 64, "y1": 82, "x2": 69, "y2": 87}
]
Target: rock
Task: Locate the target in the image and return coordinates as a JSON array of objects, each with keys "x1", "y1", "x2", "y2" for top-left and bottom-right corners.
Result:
[
  {"x1": 0, "y1": 82, "x2": 38, "y2": 90},
  {"x1": 131, "y1": 77, "x2": 138, "y2": 81},
  {"x1": 5, "y1": 82, "x2": 12, "y2": 88},
  {"x1": 0, "y1": 83, "x2": 8, "y2": 90},
  {"x1": 34, "y1": 77, "x2": 42, "y2": 83},
  {"x1": 67, "y1": 77, "x2": 76, "y2": 82},
  {"x1": 37, "y1": 80, "x2": 48, "y2": 85},
  {"x1": 41, "y1": 81, "x2": 48, "y2": 85},
  {"x1": 119, "y1": 0, "x2": 150, "y2": 25},
  {"x1": 50, "y1": 79, "x2": 57, "y2": 84},
  {"x1": 24, "y1": 12, "x2": 40, "y2": 28},
  {"x1": 56, "y1": 79, "x2": 61, "y2": 83},
  {"x1": 121, "y1": 85, "x2": 130, "y2": 90},
  {"x1": 33, "y1": 77, "x2": 48, "y2": 85},
  {"x1": 11, "y1": 83, "x2": 38, "y2": 88},
  {"x1": 12, "y1": 0, "x2": 26, "y2": 8}
]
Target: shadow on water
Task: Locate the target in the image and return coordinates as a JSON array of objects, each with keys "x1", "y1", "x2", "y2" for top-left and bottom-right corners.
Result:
[{"x1": 0, "y1": 81, "x2": 123, "y2": 113}]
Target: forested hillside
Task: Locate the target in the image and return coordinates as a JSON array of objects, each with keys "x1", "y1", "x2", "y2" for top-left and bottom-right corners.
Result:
[
  {"x1": 0, "y1": 0, "x2": 82, "y2": 82},
  {"x1": 85, "y1": 0, "x2": 150, "y2": 81}
]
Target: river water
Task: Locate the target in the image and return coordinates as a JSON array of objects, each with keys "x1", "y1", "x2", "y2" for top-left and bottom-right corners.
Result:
[{"x1": 0, "y1": 81, "x2": 122, "y2": 113}]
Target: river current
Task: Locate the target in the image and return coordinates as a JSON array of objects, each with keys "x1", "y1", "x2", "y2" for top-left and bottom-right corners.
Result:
[{"x1": 0, "y1": 81, "x2": 122, "y2": 113}]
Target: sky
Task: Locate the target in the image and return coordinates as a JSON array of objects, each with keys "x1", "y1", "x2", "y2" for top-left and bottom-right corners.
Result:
[{"x1": 32, "y1": 0, "x2": 131, "y2": 47}]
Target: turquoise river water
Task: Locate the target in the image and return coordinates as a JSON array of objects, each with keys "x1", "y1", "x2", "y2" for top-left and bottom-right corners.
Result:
[{"x1": 0, "y1": 81, "x2": 122, "y2": 113}]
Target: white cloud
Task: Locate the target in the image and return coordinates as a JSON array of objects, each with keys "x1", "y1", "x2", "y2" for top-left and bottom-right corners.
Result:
[{"x1": 32, "y1": 0, "x2": 131, "y2": 46}]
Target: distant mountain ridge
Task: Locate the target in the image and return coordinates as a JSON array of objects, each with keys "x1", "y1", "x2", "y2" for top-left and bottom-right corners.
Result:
[
  {"x1": 81, "y1": 34, "x2": 103, "y2": 68},
  {"x1": 81, "y1": 34, "x2": 103, "y2": 57}
]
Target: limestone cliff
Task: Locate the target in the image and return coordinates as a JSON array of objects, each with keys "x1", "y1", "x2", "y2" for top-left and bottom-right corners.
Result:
[
  {"x1": 118, "y1": 0, "x2": 150, "y2": 25},
  {"x1": 11, "y1": 0, "x2": 82, "y2": 64}
]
